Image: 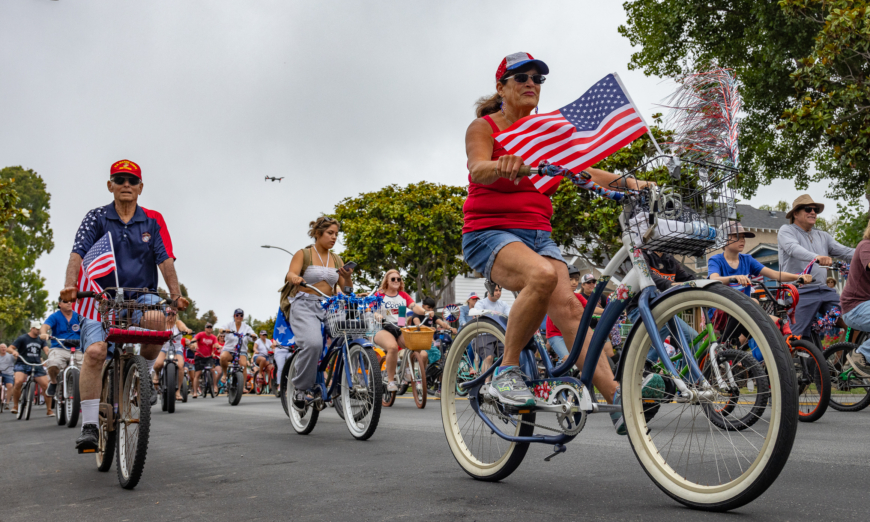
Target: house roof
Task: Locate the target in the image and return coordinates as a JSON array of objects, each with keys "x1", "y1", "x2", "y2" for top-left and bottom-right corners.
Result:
[{"x1": 736, "y1": 204, "x2": 788, "y2": 231}]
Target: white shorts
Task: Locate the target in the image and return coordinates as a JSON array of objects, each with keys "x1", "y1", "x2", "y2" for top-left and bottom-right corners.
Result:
[{"x1": 161, "y1": 343, "x2": 185, "y2": 355}]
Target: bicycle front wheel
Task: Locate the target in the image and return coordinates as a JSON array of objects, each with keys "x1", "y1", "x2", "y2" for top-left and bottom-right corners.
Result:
[
  {"x1": 789, "y1": 339, "x2": 830, "y2": 422},
  {"x1": 117, "y1": 355, "x2": 151, "y2": 489},
  {"x1": 23, "y1": 381, "x2": 35, "y2": 420},
  {"x1": 163, "y1": 362, "x2": 177, "y2": 414},
  {"x1": 825, "y1": 342, "x2": 870, "y2": 412},
  {"x1": 621, "y1": 284, "x2": 797, "y2": 511},
  {"x1": 66, "y1": 368, "x2": 81, "y2": 428},
  {"x1": 441, "y1": 320, "x2": 533, "y2": 482},
  {"x1": 341, "y1": 344, "x2": 382, "y2": 440},
  {"x1": 411, "y1": 354, "x2": 427, "y2": 409},
  {"x1": 227, "y1": 371, "x2": 243, "y2": 406}
]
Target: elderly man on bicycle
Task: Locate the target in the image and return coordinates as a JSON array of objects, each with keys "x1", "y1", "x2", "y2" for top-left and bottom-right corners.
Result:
[
  {"x1": 777, "y1": 194, "x2": 854, "y2": 338},
  {"x1": 60, "y1": 159, "x2": 188, "y2": 453}
]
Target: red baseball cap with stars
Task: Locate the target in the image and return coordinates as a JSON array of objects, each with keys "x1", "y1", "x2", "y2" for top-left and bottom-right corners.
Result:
[
  {"x1": 495, "y1": 52, "x2": 549, "y2": 81},
  {"x1": 110, "y1": 159, "x2": 142, "y2": 180}
]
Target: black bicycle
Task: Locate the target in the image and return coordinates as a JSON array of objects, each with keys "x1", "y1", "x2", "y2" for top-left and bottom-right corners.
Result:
[
  {"x1": 50, "y1": 337, "x2": 82, "y2": 428},
  {"x1": 14, "y1": 357, "x2": 44, "y2": 421},
  {"x1": 224, "y1": 331, "x2": 254, "y2": 406},
  {"x1": 158, "y1": 331, "x2": 190, "y2": 414},
  {"x1": 78, "y1": 287, "x2": 178, "y2": 489}
]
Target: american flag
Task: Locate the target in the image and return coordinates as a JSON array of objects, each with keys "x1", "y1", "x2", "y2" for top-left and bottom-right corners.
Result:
[
  {"x1": 74, "y1": 233, "x2": 117, "y2": 321},
  {"x1": 494, "y1": 73, "x2": 650, "y2": 194}
]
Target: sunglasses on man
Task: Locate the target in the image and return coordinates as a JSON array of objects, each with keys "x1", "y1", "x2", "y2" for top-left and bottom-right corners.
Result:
[
  {"x1": 112, "y1": 174, "x2": 141, "y2": 186},
  {"x1": 802, "y1": 206, "x2": 819, "y2": 214},
  {"x1": 506, "y1": 73, "x2": 546, "y2": 85}
]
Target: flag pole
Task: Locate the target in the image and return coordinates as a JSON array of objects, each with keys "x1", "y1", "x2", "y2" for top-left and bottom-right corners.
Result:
[
  {"x1": 108, "y1": 232, "x2": 120, "y2": 289},
  {"x1": 612, "y1": 72, "x2": 665, "y2": 157}
]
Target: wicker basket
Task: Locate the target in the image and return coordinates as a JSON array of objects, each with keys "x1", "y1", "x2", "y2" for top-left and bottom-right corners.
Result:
[{"x1": 401, "y1": 326, "x2": 435, "y2": 351}]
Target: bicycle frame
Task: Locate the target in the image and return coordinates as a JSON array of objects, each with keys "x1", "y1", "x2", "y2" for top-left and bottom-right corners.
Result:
[
  {"x1": 459, "y1": 232, "x2": 719, "y2": 445},
  {"x1": 312, "y1": 331, "x2": 376, "y2": 404}
]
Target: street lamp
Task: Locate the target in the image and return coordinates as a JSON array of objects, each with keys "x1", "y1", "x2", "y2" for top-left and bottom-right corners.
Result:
[{"x1": 261, "y1": 245, "x2": 293, "y2": 256}]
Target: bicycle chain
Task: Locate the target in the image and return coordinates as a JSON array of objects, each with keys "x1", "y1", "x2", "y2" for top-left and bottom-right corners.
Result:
[{"x1": 486, "y1": 400, "x2": 586, "y2": 436}]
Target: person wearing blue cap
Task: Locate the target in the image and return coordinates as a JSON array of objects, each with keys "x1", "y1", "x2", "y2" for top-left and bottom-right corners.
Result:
[{"x1": 219, "y1": 308, "x2": 255, "y2": 390}]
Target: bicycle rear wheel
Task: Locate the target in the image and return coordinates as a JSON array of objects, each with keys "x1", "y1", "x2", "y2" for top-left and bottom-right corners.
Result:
[
  {"x1": 341, "y1": 344, "x2": 381, "y2": 440},
  {"x1": 181, "y1": 374, "x2": 189, "y2": 403},
  {"x1": 410, "y1": 354, "x2": 427, "y2": 409},
  {"x1": 825, "y1": 342, "x2": 870, "y2": 412},
  {"x1": 117, "y1": 355, "x2": 151, "y2": 489},
  {"x1": 620, "y1": 285, "x2": 797, "y2": 511},
  {"x1": 96, "y1": 363, "x2": 115, "y2": 472},
  {"x1": 441, "y1": 320, "x2": 534, "y2": 481},
  {"x1": 789, "y1": 339, "x2": 830, "y2": 422},
  {"x1": 287, "y1": 352, "x2": 318, "y2": 434},
  {"x1": 66, "y1": 369, "x2": 81, "y2": 428}
]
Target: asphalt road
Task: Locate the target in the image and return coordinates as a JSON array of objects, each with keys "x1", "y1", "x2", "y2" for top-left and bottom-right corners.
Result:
[{"x1": 1, "y1": 393, "x2": 868, "y2": 522}]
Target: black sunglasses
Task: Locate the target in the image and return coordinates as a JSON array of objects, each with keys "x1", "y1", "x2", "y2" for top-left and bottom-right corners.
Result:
[
  {"x1": 234, "y1": 313, "x2": 243, "y2": 317},
  {"x1": 802, "y1": 206, "x2": 819, "y2": 214},
  {"x1": 112, "y1": 174, "x2": 141, "y2": 186},
  {"x1": 507, "y1": 73, "x2": 546, "y2": 85},
  {"x1": 389, "y1": 277, "x2": 402, "y2": 282}
]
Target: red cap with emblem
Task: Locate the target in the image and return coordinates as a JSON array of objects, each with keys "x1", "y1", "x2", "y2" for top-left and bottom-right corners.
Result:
[{"x1": 110, "y1": 159, "x2": 142, "y2": 180}]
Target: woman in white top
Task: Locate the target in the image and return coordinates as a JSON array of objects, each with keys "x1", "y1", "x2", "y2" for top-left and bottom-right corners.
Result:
[
  {"x1": 252, "y1": 331, "x2": 274, "y2": 381},
  {"x1": 372, "y1": 269, "x2": 427, "y2": 392},
  {"x1": 284, "y1": 217, "x2": 354, "y2": 407},
  {"x1": 220, "y1": 308, "x2": 256, "y2": 390},
  {"x1": 152, "y1": 311, "x2": 191, "y2": 401}
]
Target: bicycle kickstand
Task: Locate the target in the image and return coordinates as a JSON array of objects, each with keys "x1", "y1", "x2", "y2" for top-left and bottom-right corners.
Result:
[{"x1": 544, "y1": 444, "x2": 567, "y2": 462}]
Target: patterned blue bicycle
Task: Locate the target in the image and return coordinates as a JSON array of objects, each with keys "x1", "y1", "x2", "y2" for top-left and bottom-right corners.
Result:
[
  {"x1": 281, "y1": 284, "x2": 384, "y2": 440},
  {"x1": 440, "y1": 157, "x2": 798, "y2": 511}
]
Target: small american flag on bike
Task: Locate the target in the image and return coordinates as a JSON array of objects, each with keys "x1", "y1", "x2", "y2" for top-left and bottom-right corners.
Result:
[
  {"x1": 494, "y1": 73, "x2": 650, "y2": 194},
  {"x1": 73, "y1": 232, "x2": 117, "y2": 321}
]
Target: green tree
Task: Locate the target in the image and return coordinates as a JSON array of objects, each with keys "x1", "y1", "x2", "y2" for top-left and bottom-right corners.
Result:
[
  {"x1": 0, "y1": 167, "x2": 54, "y2": 339},
  {"x1": 549, "y1": 115, "x2": 676, "y2": 271},
  {"x1": 331, "y1": 182, "x2": 467, "y2": 301},
  {"x1": 759, "y1": 201, "x2": 790, "y2": 212},
  {"x1": 0, "y1": 177, "x2": 27, "y2": 340},
  {"x1": 833, "y1": 200, "x2": 868, "y2": 247},
  {"x1": 619, "y1": 1, "x2": 869, "y2": 202}
]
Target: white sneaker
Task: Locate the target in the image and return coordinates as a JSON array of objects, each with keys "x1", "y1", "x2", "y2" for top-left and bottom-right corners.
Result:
[{"x1": 386, "y1": 381, "x2": 398, "y2": 392}]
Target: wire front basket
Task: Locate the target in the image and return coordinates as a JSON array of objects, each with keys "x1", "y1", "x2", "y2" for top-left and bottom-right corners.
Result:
[
  {"x1": 95, "y1": 287, "x2": 174, "y2": 344},
  {"x1": 615, "y1": 155, "x2": 739, "y2": 258},
  {"x1": 324, "y1": 294, "x2": 388, "y2": 338}
]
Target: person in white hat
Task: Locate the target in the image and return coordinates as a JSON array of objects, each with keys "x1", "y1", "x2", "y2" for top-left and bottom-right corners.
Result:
[
  {"x1": 9, "y1": 320, "x2": 52, "y2": 415},
  {"x1": 778, "y1": 195, "x2": 854, "y2": 337}
]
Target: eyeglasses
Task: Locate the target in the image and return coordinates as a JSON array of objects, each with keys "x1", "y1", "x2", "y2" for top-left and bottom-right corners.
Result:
[
  {"x1": 111, "y1": 174, "x2": 140, "y2": 186},
  {"x1": 389, "y1": 277, "x2": 402, "y2": 282},
  {"x1": 506, "y1": 73, "x2": 546, "y2": 85},
  {"x1": 802, "y1": 206, "x2": 819, "y2": 214}
]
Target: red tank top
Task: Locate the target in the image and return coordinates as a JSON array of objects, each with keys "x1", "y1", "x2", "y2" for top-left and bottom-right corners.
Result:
[{"x1": 462, "y1": 115, "x2": 557, "y2": 233}]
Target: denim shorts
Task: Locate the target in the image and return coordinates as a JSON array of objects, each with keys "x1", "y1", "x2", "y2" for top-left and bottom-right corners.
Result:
[
  {"x1": 462, "y1": 228, "x2": 564, "y2": 281},
  {"x1": 81, "y1": 293, "x2": 165, "y2": 355},
  {"x1": 548, "y1": 335, "x2": 570, "y2": 362},
  {"x1": 2, "y1": 372, "x2": 15, "y2": 385},
  {"x1": 253, "y1": 354, "x2": 269, "y2": 365},
  {"x1": 14, "y1": 363, "x2": 47, "y2": 377}
]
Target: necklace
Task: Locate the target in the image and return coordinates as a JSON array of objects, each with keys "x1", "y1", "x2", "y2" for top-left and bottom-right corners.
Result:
[
  {"x1": 313, "y1": 245, "x2": 330, "y2": 267},
  {"x1": 501, "y1": 107, "x2": 517, "y2": 126}
]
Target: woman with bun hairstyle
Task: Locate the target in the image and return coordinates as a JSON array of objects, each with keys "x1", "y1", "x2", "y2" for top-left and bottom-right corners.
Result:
[{"x1": 284, "y1": 217, "x2": 353, "y2": 407}]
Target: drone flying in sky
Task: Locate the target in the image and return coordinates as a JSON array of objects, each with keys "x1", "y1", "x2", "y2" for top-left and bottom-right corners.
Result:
[{"x1": 264, "y1": 176, "x2": 284, "y2": 183}]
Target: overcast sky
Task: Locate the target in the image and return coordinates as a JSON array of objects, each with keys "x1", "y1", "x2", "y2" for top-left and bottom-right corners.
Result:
[{"x1": 0, "y1": 1, "x2": 846, "y2": 325}]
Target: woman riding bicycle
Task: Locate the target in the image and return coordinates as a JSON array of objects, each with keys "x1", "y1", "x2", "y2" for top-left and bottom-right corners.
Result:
[
  {"x1": 284, "y1": 216, "x2": 353, "y2": 407},
  {"x1": 371, "y1": 269, "x2": 427, "y2": 392},
  {"x1": 463, "y1": 52, "x2": 650, "y2": 424}
]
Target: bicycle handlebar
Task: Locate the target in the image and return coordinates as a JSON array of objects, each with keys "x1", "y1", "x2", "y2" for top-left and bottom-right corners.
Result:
[
  {"x1": 50, "y1": 336, "x2": 80, "y2": 348},
  {"x1": 298, "y1": 281, "x2": 331, "y2": 299},
  {"x1": 15, "y1": 356, "x2": 46, "y2": 367}
]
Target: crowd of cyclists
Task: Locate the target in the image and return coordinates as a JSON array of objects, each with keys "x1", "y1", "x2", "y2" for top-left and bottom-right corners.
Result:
[{"x1": 3, "y1": 52, "x2": 870, "y2": 513}]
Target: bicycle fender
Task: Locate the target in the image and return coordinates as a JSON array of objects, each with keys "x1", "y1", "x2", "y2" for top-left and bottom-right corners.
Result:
[
  {"x1": 461, "y1": 311, "x2": 508, "y2": 332},
  {"x1": 614, "y1": 280, "x2": 720, "y2": 383}
]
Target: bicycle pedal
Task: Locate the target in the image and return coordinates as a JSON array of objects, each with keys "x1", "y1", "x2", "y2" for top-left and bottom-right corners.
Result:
[
  {"x1": 77, "y1": 448, "x2": 96, "y2": 454},
  {"x1": 544, "y1": 444, "x2": 566, "y2": 462}
]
